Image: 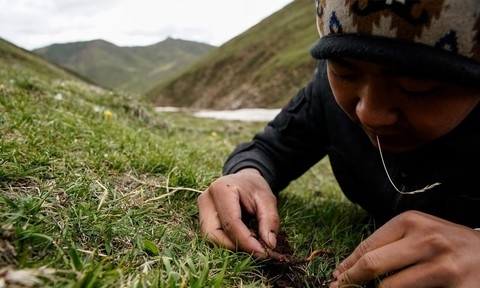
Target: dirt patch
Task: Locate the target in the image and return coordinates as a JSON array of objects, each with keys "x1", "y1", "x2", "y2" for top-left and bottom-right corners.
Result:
[{"x1": 253, "y1": 230, "x2": 334, "y2": 288}]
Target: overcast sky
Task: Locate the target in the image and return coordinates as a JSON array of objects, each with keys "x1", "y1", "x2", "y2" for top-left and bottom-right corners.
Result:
[{"x1": 0, "y1": 0, "x2": 293, "y2": 51}]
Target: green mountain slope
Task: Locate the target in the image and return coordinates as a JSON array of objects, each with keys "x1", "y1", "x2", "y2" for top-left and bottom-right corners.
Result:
[
  {"x1": 33, "y1": 38, "x2": 215, "y2": 95},
  {"x1": 146, "y1": 0, "x2": 320, "y2": 109},
  {"x1": 0, "y1": 37, "x2": 89, "y2": 84}
]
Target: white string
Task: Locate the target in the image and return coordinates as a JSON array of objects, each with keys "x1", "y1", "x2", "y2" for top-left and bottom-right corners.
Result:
[{"x1": 376, "y1": 136, "x2": 441, "y2": 195}]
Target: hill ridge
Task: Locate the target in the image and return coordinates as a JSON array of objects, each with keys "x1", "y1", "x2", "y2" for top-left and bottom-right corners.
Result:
[
  {"x1": 30, "y1": 0, "x2": 319, "y2": 109},
  {"x1": 33, "y1": 38, "x2": 215, "y2": 95},
  {"x1": 147, "y1": 0, "x2": 319, "y2": 109}
]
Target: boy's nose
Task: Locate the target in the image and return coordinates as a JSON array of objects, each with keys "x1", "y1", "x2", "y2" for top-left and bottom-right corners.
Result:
[{"x1": 355, "y1": 83, "x2": 399, "y2": 129}]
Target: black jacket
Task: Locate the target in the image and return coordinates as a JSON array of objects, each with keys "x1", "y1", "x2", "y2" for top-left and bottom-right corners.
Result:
[{"x1": 224, "y1": 60, "x2": 480, "y2": 227}]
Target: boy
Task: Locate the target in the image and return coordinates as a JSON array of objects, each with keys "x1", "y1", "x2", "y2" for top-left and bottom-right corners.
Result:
[{"x1": 198, "y1": 0, "x2": 480, "y2": 286}]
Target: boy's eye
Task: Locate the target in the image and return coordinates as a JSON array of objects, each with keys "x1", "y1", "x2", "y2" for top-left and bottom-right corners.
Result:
[
  {"x1": 398, "y1": 77, "x2": 439, "y2": 94},
  {"x1": 327, "y1": 61, "x2": 358, "y2": 80},
  {"x1": 331, "y1": 69, "x2": 356, "y2": 79}
]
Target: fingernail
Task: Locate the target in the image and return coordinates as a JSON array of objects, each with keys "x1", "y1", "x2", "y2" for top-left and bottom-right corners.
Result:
[
  {"x1": 329, "y1": 280, "x2": 338, "y2": 288},
  {"x1": 332, "y1": 269, "x2": 340, "y2": 278},
  {"x1": 267, "y1": 231, "x2": 277, "y2": 248}
]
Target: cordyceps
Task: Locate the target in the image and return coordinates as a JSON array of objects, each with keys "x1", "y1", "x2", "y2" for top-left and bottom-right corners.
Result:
[{"x1": 251, "y1": 229, "x2": 335, "y2": 288}]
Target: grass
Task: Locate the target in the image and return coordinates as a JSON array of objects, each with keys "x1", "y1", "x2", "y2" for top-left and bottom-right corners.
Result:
[{"x1": 0, "y1": 45, "x2": 371, "y2": 287}]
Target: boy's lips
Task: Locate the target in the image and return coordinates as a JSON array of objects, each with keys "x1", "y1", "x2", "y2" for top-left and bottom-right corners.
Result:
[{"x1": 364, "y1": 129, "x2": 418, "y2": 152}]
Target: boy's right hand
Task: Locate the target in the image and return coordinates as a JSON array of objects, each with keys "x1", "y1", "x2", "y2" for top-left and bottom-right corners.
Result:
[{"x1": 197, "y1": 168, "x2": 280, "y2": 258}]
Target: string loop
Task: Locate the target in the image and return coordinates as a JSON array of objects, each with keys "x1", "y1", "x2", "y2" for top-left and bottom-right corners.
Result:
[{"x1": 376, "y1": 136, "x2": 441, "y2": 195}]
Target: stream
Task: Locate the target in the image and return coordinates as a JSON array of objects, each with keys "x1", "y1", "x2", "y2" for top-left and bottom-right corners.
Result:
[{"x1": 155, "y1": 107, "x2": 281, "y2": 122}]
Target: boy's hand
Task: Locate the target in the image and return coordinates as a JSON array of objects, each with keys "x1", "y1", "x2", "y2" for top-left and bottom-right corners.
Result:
[
  {"x1": 197, "y1": 168, "x2": 280, "y2": 258},
  {"x1": 330, "y1": 210, "x2": 480, "y2": 288}
]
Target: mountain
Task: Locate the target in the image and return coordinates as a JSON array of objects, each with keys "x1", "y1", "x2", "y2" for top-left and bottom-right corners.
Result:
[
  {"x1": 146, "y1": 0, "x2": 320, "y2": 109},
  {"x1": 33, "y1": 38, "x2": 215, "y2": 95},
  {"x1": 0, "y1": 37, "x2": 91, "y2": 84}
]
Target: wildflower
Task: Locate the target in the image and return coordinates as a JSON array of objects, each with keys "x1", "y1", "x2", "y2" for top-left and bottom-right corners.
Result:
[{"x1": 103, "y1": 110, "x2": 113, "y2": 119}]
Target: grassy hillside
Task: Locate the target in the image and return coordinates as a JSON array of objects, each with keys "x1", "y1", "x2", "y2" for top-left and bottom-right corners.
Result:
[
  {"x1": 33, "y1": 38, "x2": 215, "y2": 95},
  {"x1": 0, "y1": 37, "x2": 369, "y2": 287},
  {"x1": 0, "y1": 38, "x2": 91, "y2": 84},
  {"x1": 147, "y1": 0, "x2": 320, "y2": 109}
]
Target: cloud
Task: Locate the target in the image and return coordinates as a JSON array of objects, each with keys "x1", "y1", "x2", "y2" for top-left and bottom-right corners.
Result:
[{"x1": 0, "y1": 0, "x2": 293, "y2": 50}]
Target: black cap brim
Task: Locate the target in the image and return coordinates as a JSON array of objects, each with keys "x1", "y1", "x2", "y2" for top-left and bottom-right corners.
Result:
[{"x1": 311, "y1": 34, "x2": 480, "y2": 87}]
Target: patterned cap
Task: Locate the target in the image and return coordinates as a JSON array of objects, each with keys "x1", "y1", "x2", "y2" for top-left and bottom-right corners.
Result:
[{"x1": 310, "y1": 0, "x2": 480, "y2": 87}]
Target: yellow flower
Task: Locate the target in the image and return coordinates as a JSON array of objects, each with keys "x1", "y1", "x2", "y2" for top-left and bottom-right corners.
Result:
[
  {"x1": 210, "y1": 131, "x2": 218, "y2": 137},
  {"x1": 103, "y1": 110, "x2": 113, "y2": 119}
]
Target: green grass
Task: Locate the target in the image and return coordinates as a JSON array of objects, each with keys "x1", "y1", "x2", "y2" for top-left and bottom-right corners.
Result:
[{"x1": 0, "y1": 41, "x2": 371, "y2": 287}]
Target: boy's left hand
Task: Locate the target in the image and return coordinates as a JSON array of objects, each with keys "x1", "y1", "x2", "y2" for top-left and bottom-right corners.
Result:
[{"x1": 329, "y1": 210, "x2": 480, "y2": 288}]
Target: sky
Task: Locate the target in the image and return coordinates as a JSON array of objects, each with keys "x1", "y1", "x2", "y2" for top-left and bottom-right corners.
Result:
[{"x1": 0, "y1": 0, "x2": 293, "y2": 51}]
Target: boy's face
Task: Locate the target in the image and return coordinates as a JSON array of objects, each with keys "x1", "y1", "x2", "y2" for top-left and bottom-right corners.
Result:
[{"x1": 327, "y1": 58, "x2": 480, "y2": 153}]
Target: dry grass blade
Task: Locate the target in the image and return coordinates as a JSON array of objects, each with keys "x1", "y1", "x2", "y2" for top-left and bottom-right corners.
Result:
[{"x1": 0, "y1": 266, "x2": 56, "y2": 288}]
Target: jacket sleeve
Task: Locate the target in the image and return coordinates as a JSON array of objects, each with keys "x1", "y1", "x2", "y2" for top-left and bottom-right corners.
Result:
[{"x1": 223, "y1": 60, "x2": 331, "y2": 194}]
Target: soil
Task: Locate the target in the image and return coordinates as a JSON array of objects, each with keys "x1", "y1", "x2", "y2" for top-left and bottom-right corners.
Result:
[{"x1": 253, "y1": 230, "x2": 334, "y2": 288}]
